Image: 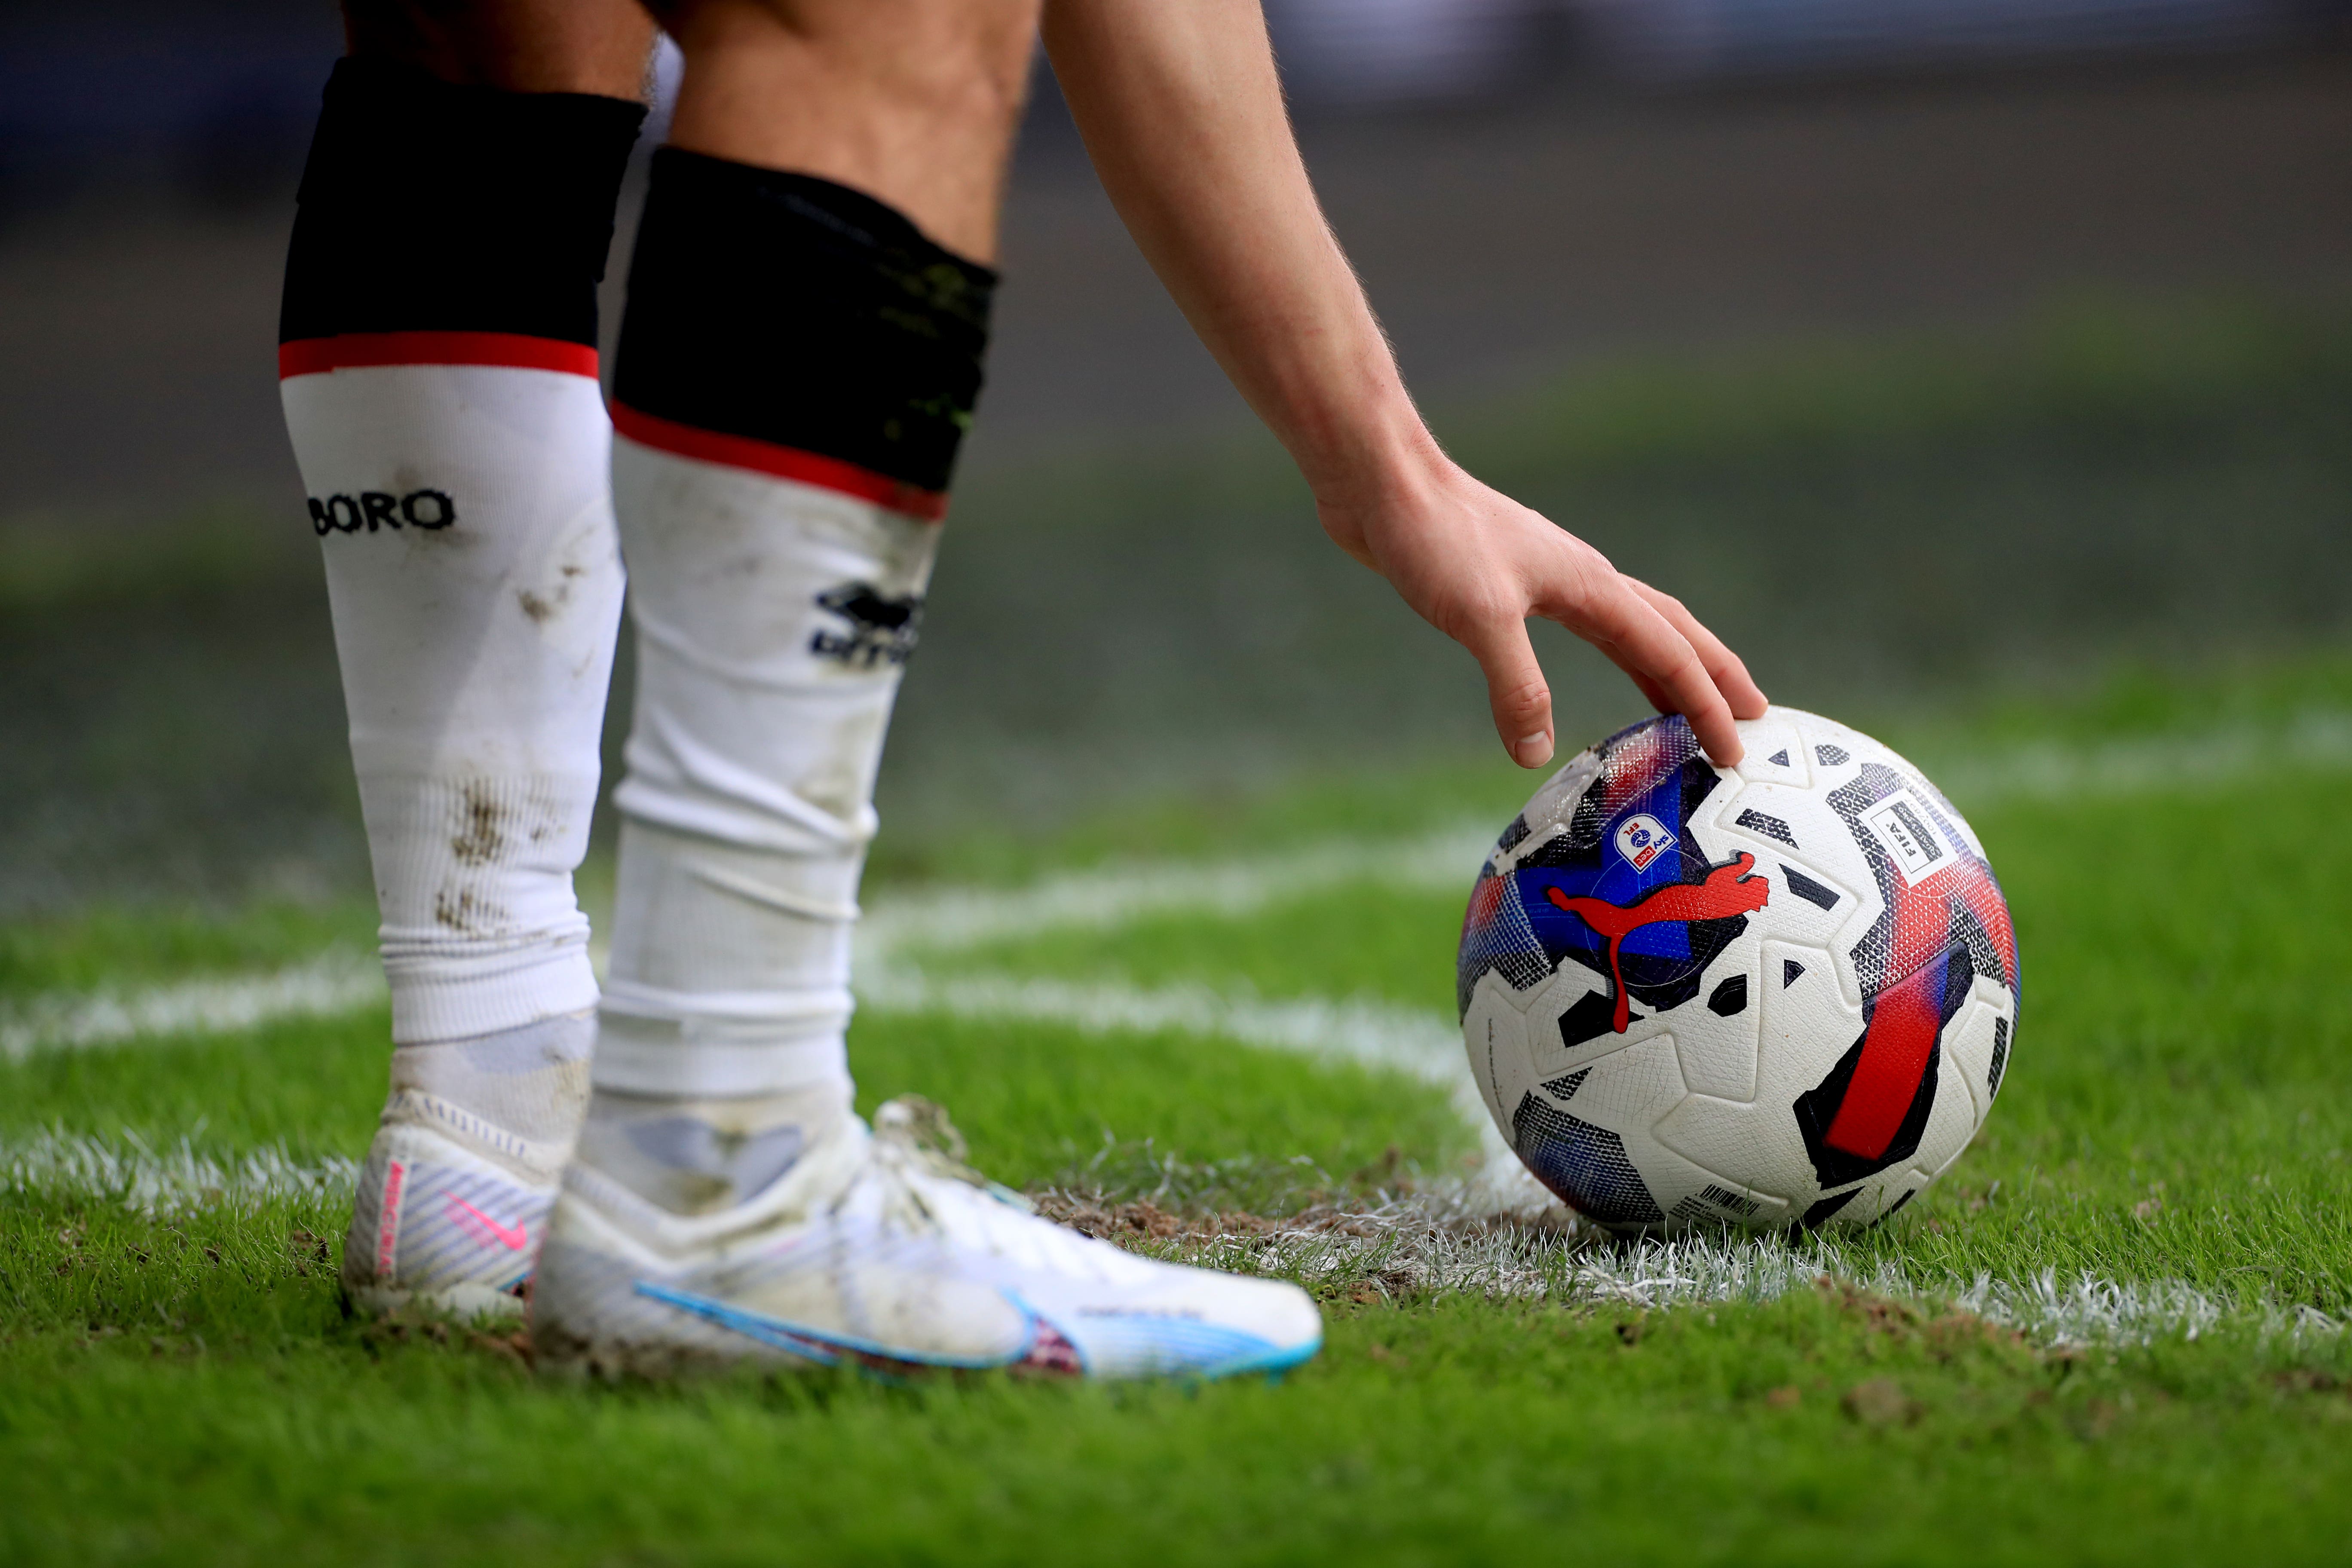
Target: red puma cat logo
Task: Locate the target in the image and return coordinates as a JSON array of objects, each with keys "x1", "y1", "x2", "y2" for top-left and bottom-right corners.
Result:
[{"x1": 1546, "y1": 853, "x2": 1772, "y2": 1034}]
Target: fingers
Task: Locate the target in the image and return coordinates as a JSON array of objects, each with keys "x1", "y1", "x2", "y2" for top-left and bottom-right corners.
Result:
[
  {"x1": 1614, "y1": 662, "x2": 1673, "y2": 715},
  {"x1": 1459, "y1": 614, "x2": 1557, "y2": 768},
  {"x1": 1623, "y1": 577, "x2": 1770, "y2": 721},
  {"x1": 1370, "y1": 475, "x2": 1764, "y2": 772},
  {"x1": 1551, "y1": 571, "x2": 1747, "y2": 767}
]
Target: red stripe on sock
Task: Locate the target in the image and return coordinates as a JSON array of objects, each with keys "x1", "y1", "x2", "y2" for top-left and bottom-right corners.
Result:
[
  {"x1": 609, "y1": 403, "x2": 949, "y2": 522},
  {"x1": 278, "y1": 331, "x2": 600, "y2": 380}
]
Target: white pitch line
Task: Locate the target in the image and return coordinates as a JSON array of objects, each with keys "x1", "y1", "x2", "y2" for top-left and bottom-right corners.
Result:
[
  {"x1": 1152, "y1": 1209, "x2": 2343, "y2": 1347},
  {"x1": 1925, "y1": 707, "x2": 2352, "y2": 804},
  {"x1": 1, "y1": 1127, "x2": 356, "y2": 1214},
  {"x1": 855, "y1": 821, "x2": 1492, "y2": 961},
  {"x1": 860, "y1": 965, "x2": 1467, "y2": 1093},
  {"x1": 0, "y1": 950, "x2": 384, "y2": 1061},
  {"x1": 1953, "y1": 1269, "x2": 2343, "y2": 1348}
]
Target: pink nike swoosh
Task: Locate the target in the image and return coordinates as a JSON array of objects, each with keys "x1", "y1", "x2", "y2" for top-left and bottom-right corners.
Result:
[{"x1": 446, "y1": 1194, "x2": 530, "y2": 1252}]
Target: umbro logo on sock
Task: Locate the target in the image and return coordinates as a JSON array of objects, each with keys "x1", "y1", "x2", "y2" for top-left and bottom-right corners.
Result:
[
  {"x1": 309, "y1": 489, "x2": 457, "y2": 536},
  {"x1": 811, "y1": 582, "x2": 923, "y2": 668}
]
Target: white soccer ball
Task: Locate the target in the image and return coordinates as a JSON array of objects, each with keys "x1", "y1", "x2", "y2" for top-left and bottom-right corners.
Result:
[{"x1": 1458, "y1": 707, "x2": 2019, "y2": 1232}]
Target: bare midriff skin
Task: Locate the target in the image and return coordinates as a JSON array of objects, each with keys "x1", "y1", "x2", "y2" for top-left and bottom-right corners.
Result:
[{"x1": 339, "y1": 0, "x2": 1770, "y2": 767}]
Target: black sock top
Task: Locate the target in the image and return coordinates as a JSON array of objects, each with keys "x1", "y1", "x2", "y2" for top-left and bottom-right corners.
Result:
[
  {"x1": 613, "y1": 147, "x2": 998, "y2": 497},
  {"x1": 279, "y1": 56, "x2": 646, "y2": 347}
]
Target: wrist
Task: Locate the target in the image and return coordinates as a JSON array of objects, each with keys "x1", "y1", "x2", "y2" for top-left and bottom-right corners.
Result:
[{"x1": 1289, "y1": 386, "x2": 1449, "y2": 513}]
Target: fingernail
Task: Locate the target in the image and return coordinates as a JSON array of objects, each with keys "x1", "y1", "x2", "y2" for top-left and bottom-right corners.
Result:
[{"x1": 1515, "y1": 731, "x2": 1553, "y2": 768}]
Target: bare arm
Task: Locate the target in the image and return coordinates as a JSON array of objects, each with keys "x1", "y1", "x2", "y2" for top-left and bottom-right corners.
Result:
[{"x1": 1039, "y1": 0, "x2": 1766, "y2": 766}]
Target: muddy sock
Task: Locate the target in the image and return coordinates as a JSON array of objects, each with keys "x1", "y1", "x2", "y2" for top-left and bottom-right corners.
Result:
[
  {"x1": 279, "y1": 58, "x2": 643, "y2": 1052},
  {"x1": 590, "y1": 150, "x2": 995, "y2": 1199}
]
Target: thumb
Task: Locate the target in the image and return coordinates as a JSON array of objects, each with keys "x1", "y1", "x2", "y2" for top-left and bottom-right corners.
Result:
[{"x1": 1463, "y1": 615, "x2": 1556, "y2": 769}]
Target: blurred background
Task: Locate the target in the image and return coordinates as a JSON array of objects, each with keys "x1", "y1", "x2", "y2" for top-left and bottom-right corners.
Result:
[{"x1": 2, "y1": 0, "x2": 2349, "y2": 913}]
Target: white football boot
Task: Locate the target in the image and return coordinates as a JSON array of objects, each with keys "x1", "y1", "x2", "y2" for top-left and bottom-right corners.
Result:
[
  {"x1": 531, "y1": 1094, "x2": 1323, "y2": 1380},
  {"x1": 342, "y1": 1011, "x2": 594, "y2": 1321}
]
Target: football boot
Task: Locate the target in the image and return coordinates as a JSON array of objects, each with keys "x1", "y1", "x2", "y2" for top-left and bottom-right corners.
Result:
[
  {"x1": 342, "y1": 1011, "x2": 593, "y2": 1320},
  {"x1": 531, "y1": 1093, "x2": 1323, "y2": 1380}
]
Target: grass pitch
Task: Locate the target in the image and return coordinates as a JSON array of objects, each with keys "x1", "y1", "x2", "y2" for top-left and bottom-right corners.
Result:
[{"x1": 5, "y1": 660, "x2": 2352, "y2": 1565}]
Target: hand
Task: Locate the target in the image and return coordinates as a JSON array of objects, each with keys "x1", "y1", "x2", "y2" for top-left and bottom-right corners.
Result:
[{"x1": 1318, "y1": 452, "x2": 1768, "y2": 769}]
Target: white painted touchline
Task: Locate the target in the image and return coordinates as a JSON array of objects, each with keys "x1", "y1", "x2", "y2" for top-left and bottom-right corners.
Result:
[
  {"x1": 855, "y1": 821, "x2": 1493, "y2": 962},
  {"x1": 0, "y1": 950, "x2": 384, "y2": 1061},
  {"x1": 1157, "y1": 1214, "x2": 2343, "y2": 1348},
  {"x1": 1, "y1": 1127, "x2": 356, "y2": 1213},
  {"x1": 860, "y1": 965, "x2": 1468, "y2": 1095},
  {"x1": 1923, "y1": 707, "x2": 2352, "y2": 804}
]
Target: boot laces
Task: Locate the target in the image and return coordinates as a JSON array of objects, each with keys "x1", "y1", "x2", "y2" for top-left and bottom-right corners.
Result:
[{"x1": 864, "y1": 1095, "x2": 1038, "y2": 1235}]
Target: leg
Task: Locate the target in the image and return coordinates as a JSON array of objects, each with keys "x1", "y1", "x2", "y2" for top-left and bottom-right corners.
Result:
[
  {"x1": 342, "y1": 0, "x2": 654, "y2": 94},
  {"x1": 528, "y1": 0, "x2": 1322, "y2": 1378},
  {"x1": 656, "y1": 0, "x2": 1037, "y2": 262},
  {"x1": 280, "y1": 1, "x2": 651, "y2": 1319}
]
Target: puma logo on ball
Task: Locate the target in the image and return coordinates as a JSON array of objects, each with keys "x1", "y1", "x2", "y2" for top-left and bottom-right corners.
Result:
[{"x1": 1546, "y1": 853, "x2": 1773, "y2": 1035}]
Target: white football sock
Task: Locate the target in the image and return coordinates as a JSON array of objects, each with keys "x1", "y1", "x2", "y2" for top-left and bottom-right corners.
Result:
[
  {"x1": 590, "y1": 438, "x2": 940, "y2": 1131},
  {"x1": 574, "y1": 149, "x2": 991, "y2": 1205},
  {"x1": 384, "y1": 1009, "x2": 596, "y2": 1172},
  {"x1": 282, "y1": 361, "x2": 625, "y2": 1047}
]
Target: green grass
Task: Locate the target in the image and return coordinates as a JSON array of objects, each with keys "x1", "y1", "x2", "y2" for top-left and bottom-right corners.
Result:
[
  {"x1": 6, "y1": 659, "x2": 2352, "y2": 1562},
  {"x1": 926, "y1": 879, "x2": 1470, "y2": 1015},
  {"x1": 0, "y1": 898, "x2": 377, "y2": 1003},
  {"x1": 4, "y1": 1295, "x2": 2349, "y2": 1568},
  {"x1": 0, "y1": 1007, "x2": 1463, "y2": 1205}
]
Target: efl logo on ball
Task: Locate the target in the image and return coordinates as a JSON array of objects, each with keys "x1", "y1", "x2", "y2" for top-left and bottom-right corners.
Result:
[
  {"x1": 1613, "y1": 813, "x2": 1676, "y2": 870},
  {"x1": 1862, "y1": 789, "x2": 1947, "y2": 881}
]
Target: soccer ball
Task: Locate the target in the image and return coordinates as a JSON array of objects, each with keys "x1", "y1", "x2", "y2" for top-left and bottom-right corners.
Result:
[{"x1": 1458, "y1": 707, "x2": 2018, "y2": 1233}]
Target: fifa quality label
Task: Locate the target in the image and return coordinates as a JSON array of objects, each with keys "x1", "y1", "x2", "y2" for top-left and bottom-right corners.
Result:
[
  {"x1": 1613, "y1": 812, "x2": 1677, "y2": 871},
  {"x1": 1862, "y1": 788, "x2": 1947, "y2": 880}
]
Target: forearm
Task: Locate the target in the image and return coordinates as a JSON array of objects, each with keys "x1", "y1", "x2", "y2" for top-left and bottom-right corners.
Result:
[
  {"x1": 1040, "y1": 0, "x2": 1437, "y2": 506},
  {"x1": 1044, "y1": 0, "x2": 1767, "y2": 767}
]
